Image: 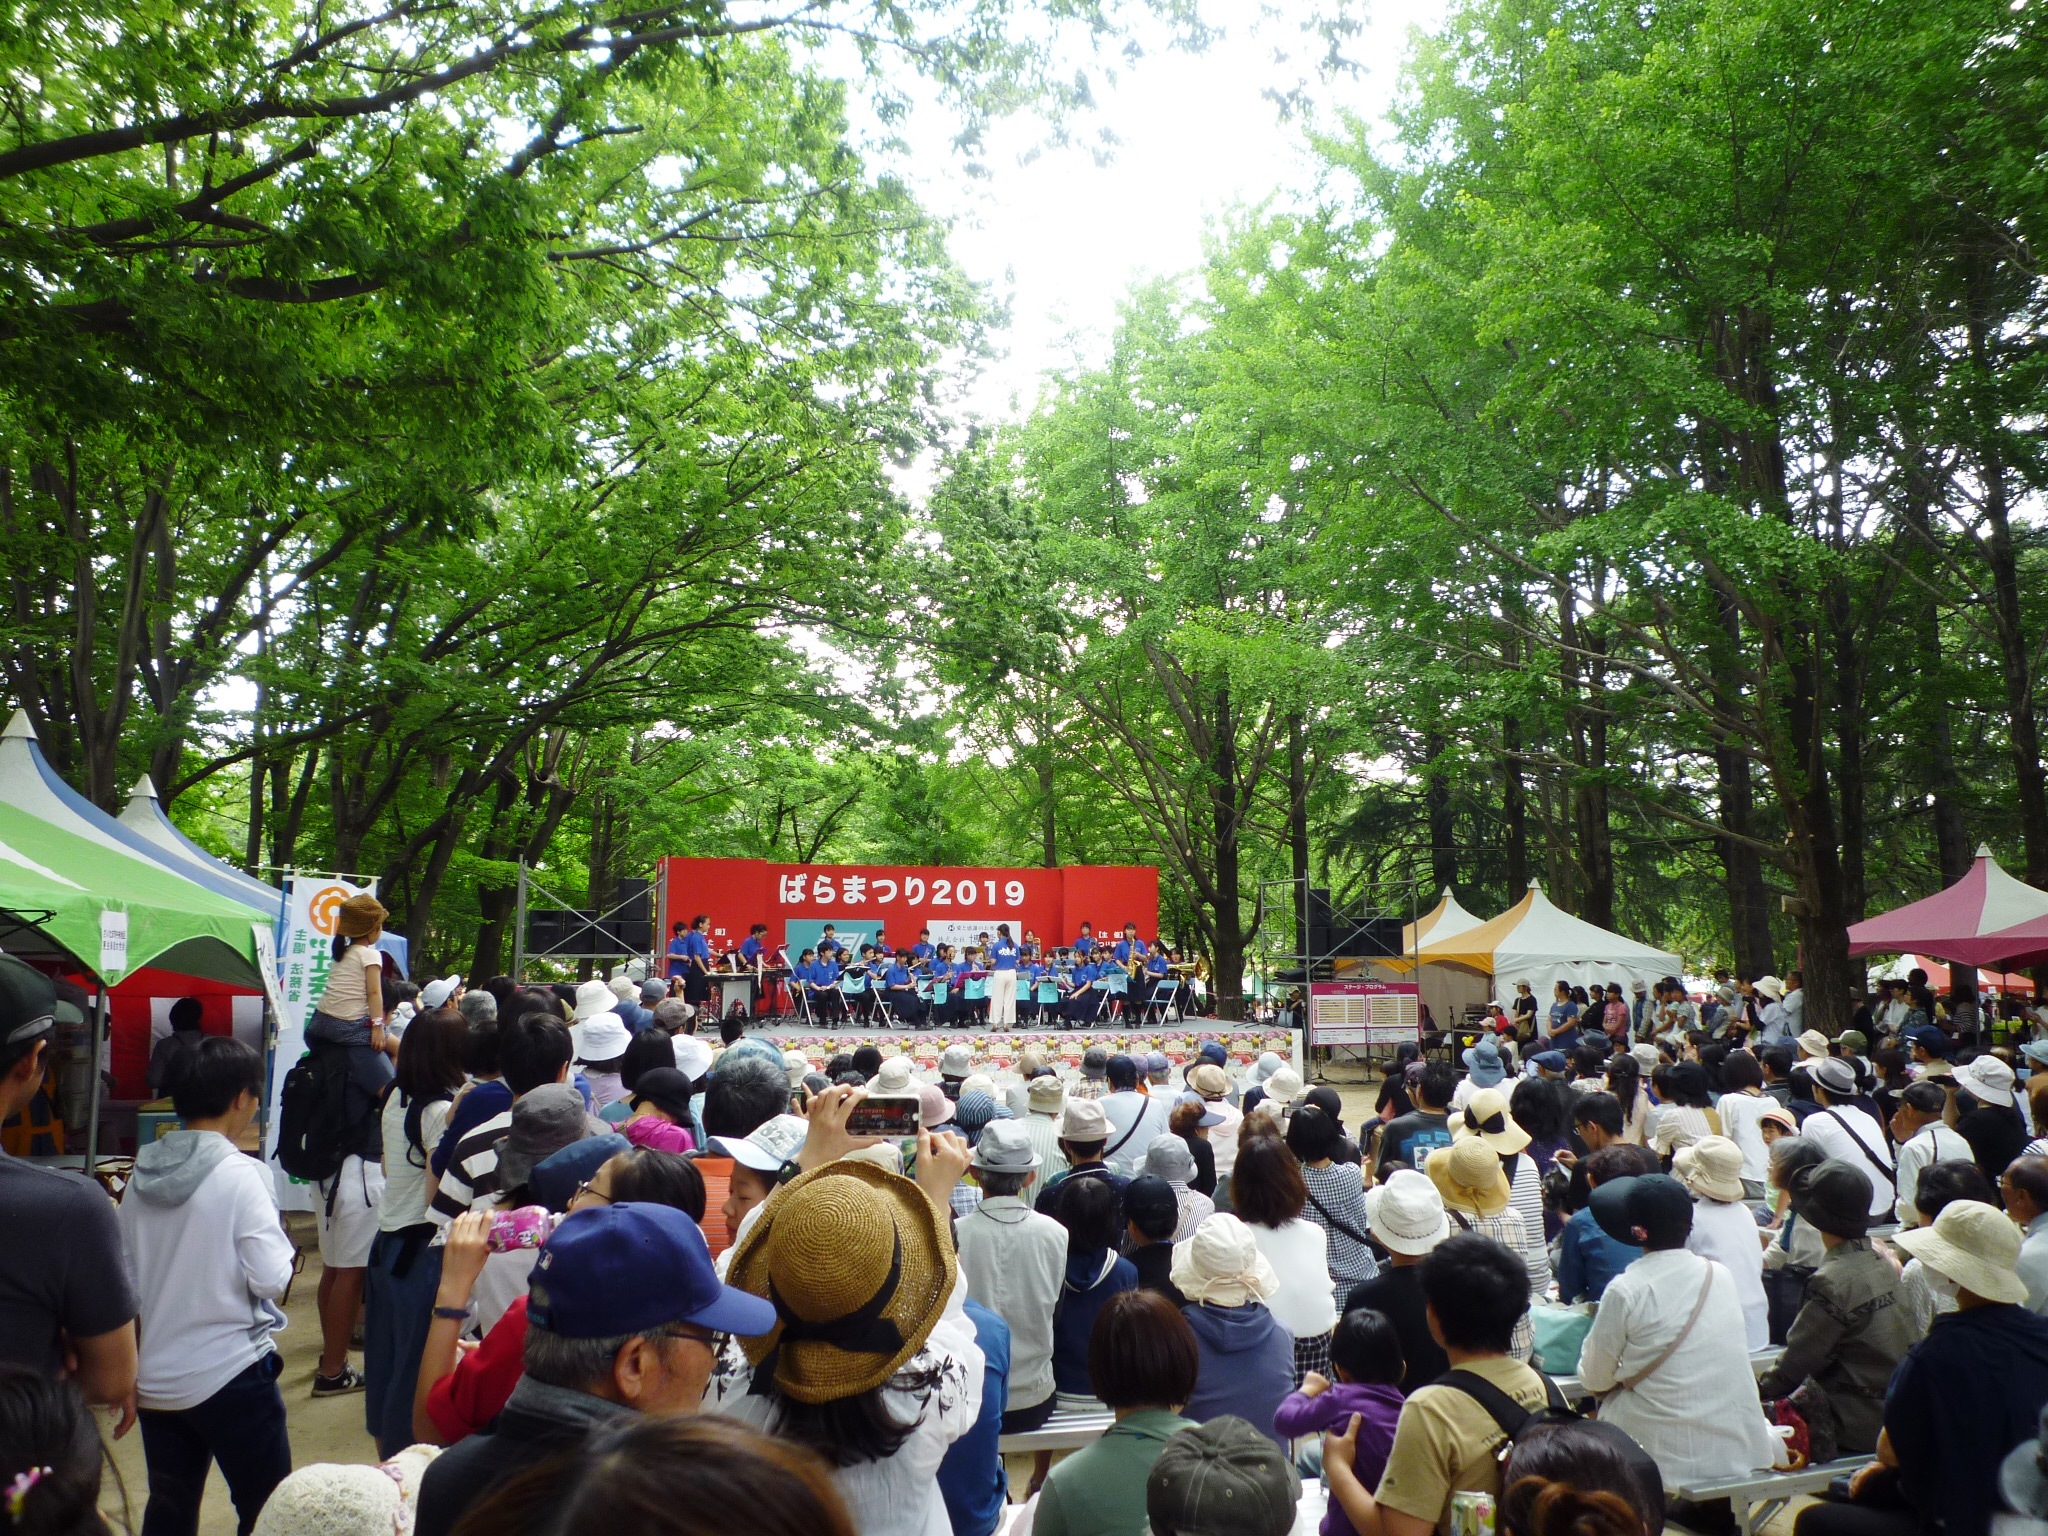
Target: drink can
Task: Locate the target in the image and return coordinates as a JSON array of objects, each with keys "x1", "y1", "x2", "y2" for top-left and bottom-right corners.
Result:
[{"x1": 1449, "y1": 1491, "x2": 1496, "y2": 1536}]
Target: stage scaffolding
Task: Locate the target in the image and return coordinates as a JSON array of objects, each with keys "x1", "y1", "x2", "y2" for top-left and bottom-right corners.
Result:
[{"x1": 1253, "y1": 875, "x2": 1421, "y2": 1083}]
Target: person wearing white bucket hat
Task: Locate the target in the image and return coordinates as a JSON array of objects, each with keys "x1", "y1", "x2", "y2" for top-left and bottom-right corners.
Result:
[
  {"x1": 1951, "y1": 1054, "x2": 2030, "y2": 1193},
  {"x1": 1172, "y1": 1214, "x2": 1294, "y2": 1445},
  {"x1": 1807, "y1": 1201, "x2": 2048, "y2": 1536},
  {"x1": 1342, "y1": 1170, "x2": 1452, "y2": 1389}
]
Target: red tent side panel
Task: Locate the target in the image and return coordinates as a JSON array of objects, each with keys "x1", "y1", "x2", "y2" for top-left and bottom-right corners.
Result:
[{"x1": 93, "y1": 967, "x2": 261, "y2": 1099}]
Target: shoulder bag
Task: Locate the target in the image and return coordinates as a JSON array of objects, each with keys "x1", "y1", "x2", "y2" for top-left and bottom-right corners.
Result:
[
  {"x1": 1819, "y1": 1109, "x2": 1897, "y2": 1185},
  {"x1": 1302, "y1": 1178, "x2": 1373, "y2": 1248},
  {"x1": 1613, "y1": 1266, "x2": 1715, "y2": 1394}
]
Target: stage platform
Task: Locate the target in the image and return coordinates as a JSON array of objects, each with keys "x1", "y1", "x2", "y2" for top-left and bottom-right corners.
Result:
[{"x1": 709, "y1": 1021, "x2": 1301, "y2": 1075}]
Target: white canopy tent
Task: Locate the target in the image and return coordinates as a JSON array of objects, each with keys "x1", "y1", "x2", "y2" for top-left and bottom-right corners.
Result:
[
  {"x1": 1400, "y1": 887, "x2": 1491, "y2": 1029},
  {"x1": 1408, "y1": 881, "x2": 1684, "y2": 1011}
]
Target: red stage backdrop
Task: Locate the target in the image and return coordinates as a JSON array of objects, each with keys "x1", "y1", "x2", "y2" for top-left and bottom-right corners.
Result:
[{"x1": 656, "y1": 858, "x2": 1159, "y2": 957}]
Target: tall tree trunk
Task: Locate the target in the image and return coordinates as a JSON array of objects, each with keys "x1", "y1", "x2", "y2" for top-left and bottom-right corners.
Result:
[
  {"x1": 1288, "y1": 712, "x2": 1310, "y2": 958},
  {"x1": 1210, "y1": 685, "x2": 1247, "y2": 1019},
  {"x1": 1037, "y1": 726, "x2": 1058, "y2": 869},
  {"x1": 1966, "y1": 267, "x2": 2048, "y2": 887},
  {"x1": 1423, "y1": 731, "x2": 1457, "y2": 896},
  {"x1": 1571, "y1": 624, "x2": 1615, "y2": 928}
]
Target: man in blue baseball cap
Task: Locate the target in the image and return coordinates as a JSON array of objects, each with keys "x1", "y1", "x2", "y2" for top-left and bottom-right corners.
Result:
[{"x1": 414, "y1": 1203, "x2": 776, "y2": 1536}]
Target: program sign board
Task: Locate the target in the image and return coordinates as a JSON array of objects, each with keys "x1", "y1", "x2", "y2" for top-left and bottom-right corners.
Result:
[
  {"x1": 657, "y1": 858, "x2": 1161, "y2": 960},
  {"x1": 1310, "y1": 978, "x2": 1421, "y2": 1048}
]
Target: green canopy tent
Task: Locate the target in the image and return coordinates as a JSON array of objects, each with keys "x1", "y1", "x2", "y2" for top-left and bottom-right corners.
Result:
[
  {"x1": 0, "y1": 796, "x2": 266, "y2": 1164},
  {"x1": 0, "y1": 796, "x2": 265, "y2": 984}
]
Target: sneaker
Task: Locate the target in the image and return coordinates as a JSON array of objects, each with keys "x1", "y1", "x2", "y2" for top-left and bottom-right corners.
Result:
[{"x1": 311, "y1": 1364, "x2": 365, "y2": 1398}]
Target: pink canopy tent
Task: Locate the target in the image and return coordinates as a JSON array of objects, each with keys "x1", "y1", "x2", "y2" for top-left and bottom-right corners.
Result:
[
  {"x1": 1969, "y1": 919, "x2": 2048, "y2": 973},
  {"x1": 1847, "y1": 846, "x2": 2048, "y2": 965}
]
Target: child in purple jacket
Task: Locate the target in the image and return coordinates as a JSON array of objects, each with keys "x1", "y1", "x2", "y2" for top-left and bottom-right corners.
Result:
[{"x1": 1273, "y1": 1308, "x2": 1407, "y2": 1536}]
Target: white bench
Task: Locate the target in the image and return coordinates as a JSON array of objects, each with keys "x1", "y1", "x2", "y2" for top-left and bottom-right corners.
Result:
[
  {"x1": 1667, "y1": 1455, "x2": 1871, "y2": 1536},
  {"x1": 1549, "y1": 1345, "x2": 1784, "y2": 1404},
  {"x1": 998, "y1": 1404, "x2": 1116, "y2": 1454}
]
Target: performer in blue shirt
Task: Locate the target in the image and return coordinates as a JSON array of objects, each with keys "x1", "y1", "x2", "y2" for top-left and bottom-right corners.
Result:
[
  {"x1": 1144, "y1": 949, "x2": 1174, "y2": 1011},
  {"x1": 674, "y1": 914, "x2": 714, "y2": 1005},
  {"x1": 1072, "y1": 920, "x2": 1097, "y2": 953},
  {"x1": 882, "y1": 950, "x2": 928, "y2": 1028},
  {"x1": 912, "y1": 928, "x2": 934, "y2": 962},
  {"x1": 1113, "y1": 923, "x2": 1150, "y2": 969},
  {"x1": 739, "y1": 924, "x2": 767, "y2": 965},
  {"x1": 665, "y1": 920, "x2": 691, "y2": 981},
  {"x1": 1065, "y1": 957, "x2": 1101, "y2": 1024},
  {"x1": 808, "y1": 950, "x2": 844, "y2": 1020},
  {"x1": 988, "y1": 923, "x2": 1021, "y2": 1027}
]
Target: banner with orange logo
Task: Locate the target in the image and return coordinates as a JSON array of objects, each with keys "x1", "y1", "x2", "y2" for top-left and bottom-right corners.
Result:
[{"x1": 264, "y1": 874, "x2": 376, "y2": 1174}]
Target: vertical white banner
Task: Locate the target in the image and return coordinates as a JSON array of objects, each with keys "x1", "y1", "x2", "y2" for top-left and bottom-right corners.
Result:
[{"x1": 266, "y1": 876, "x2": 373, "y2": 1201}]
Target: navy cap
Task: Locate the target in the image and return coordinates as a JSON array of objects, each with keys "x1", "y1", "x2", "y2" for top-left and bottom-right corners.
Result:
[
  {"x1": 1907, "y1": 1026, "x2": 1950, "y2": 1059},
  {"x1": 528, "y1": 1203, "x2": 777, "y2": 1340},
  {"x1": 1531, "y1": 1050, "x2": 1569, "y2": 1073},
  {"x1": 1197, "y1": 1040, "x2": 1228, "y2": 1067},
  {"x1": 1589, "y1": 1174, "x2": 1693, "y2": 1250},
  {"x1": 529, "y1": 1133, "x2": 630, "y2": 1214}
]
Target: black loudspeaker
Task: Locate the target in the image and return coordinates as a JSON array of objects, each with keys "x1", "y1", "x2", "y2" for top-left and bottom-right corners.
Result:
[
  {"x1": 604, "y1": 919, "x2": 652, "y2": 952},
  {"x1": 1338, "y1": 916, "x2": 1405, "y2": 958},
  {"x1": 612, "y1": 878, "x2": 651, "y2": 922}
]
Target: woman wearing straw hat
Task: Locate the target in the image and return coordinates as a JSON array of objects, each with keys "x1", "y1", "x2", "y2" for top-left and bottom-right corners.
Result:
[
  {"x1": 709, "y1": 1159, "x2": 985, "y2": 1536},
  {"x1": 1424, "y1": 1138, "x2": 1543, "y2": 1360},
  {"x1": 1449, "y1": 1090, "x2": 1552, "y2": 1309}
]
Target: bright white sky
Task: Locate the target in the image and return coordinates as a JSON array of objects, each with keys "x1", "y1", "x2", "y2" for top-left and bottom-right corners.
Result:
[{"x1": 865, "y1": 0, "x2": 1450, "y2": 425}]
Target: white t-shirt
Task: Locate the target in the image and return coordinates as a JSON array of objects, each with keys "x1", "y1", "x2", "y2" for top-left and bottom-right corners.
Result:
[
  {"x1": 1685, "y1": 1197, "x2": 1769, "y2": 1351},
  {"x1": 1801, "y1": 1105, "x2": 1895, "y2": 1218},
  {"x1": 1249, "y1": 1218, "x2": 1338, "y2": 1339},
  {"x1": 1717, "y1": 1092, "x2": 1776, "y2": 1183},
  {"x1": 317, "y1": 942, "x2": 384, "y2": 1021},
  {"x1": 379, "y1": 1091, "x2": 453, "y2": 1231}
]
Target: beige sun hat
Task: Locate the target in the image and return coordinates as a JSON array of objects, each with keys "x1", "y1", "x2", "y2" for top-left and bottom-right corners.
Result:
[
  {"x1": 1427, "y1": 1138, "x2": 1511, "y2": 1217},
  {"x1": 869, "y1": 1057, "x2": 916, "y2": 1094},
  {"x1": 726, "y1": 1160, "x2": 955, "y2": 1403},
  {"x1": 1171, "y1": 1213, "x2": 1281, "y2": 1307},
  {"x1": 1796, "y1": 1029, "x2": 1830, "y2": 1061},
  {"x1": 1263, "y1": 1065, "x2": 1304, "y2": 1104},
  {"x1": 1365, "y1": 1169, "x2": 1450, "y2": 1257},
  {"x1": 1453, "y1": 1086, "x2": 1532, "y2": 1156},
  {"x1": 1189, "y1": 1063, "x2": 1232, "y2": 1100},
  {"x1": 1894, "y1": 1198, "x2": 2029, "y2": 1305},
  {"x1": 1674, "y1": 1135, "x2": 1748, "y2": 1204}
]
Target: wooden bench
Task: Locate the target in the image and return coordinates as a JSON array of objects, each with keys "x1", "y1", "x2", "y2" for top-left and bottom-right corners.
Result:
[
  {"x1": 998, "y1": 1404, "x2": 1116, "y2": 1454},
  {"x1": 1550, "y1": 1345, "x2": 1784, "y2": 1404},
  {"x1": 1667, "y1": 1456, "x2": 1871, "y2": 1536}
]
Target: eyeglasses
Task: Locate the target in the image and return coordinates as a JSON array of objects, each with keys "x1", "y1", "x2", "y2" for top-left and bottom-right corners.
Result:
[{"x1": 572, "y1": 1180, "x2": 613, "y2": 1206}]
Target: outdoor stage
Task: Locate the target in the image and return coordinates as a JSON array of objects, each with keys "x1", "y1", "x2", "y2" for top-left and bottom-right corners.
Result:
[{"x1": 719, "y1": 1022, "x2": 1302, "y2": 1074}]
